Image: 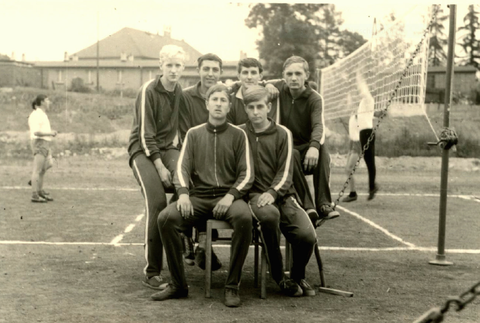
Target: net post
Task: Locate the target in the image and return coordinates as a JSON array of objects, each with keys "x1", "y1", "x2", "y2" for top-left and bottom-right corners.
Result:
[{"x1": 429, "y1": 4, "x2": 456, "y2": 267}]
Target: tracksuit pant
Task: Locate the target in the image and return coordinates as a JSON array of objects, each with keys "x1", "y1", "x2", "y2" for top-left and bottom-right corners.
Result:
[
  {"x1": 131, "y1": 149, "x2": 179, "y2": 278},
  {"x1": 158, "y1": 196, "x2": 252, "y2": 290},
  {"x1": 360, "y1": 129, "x2": 376, "y2": 191},
  {"x1": 249, "y1": 193, "x2": 317, "y2": 283},
  {"x1": 292, "y1": 144, "x2": 333, "y2": 217}
]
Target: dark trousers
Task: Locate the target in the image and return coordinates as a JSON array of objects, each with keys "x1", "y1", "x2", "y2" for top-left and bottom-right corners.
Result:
[
  {"x1": 249, "y1": 193, "x2": 316, "y2": 283},
  {"x1": 359, "y1": 129, "x2": 376, "y2": 191},
  {"x1": 132, "y1": 149, "x2": 179, "y2": 278},
  {"x1": 292, "y1": 144, "x2": 333, "y2": 215},
  {"x1": 158, "y1": 196, "x2": 252, "y2": 290}
]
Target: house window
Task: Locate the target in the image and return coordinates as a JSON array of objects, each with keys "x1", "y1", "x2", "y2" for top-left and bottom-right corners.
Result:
[
  {"x1": 427, "y1": 74, "x2": 435, "y2": 89},
  {"x1": 57, "y1": 70, "x2": 63, "y2": 82},
  {"x1": 117, "y1": 70, "x2": 123, "y2": 83}
]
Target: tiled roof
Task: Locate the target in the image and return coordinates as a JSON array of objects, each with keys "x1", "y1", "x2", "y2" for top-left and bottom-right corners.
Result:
[{"x1": 72, "y1": 27, "x2": 202, "y2": 65}]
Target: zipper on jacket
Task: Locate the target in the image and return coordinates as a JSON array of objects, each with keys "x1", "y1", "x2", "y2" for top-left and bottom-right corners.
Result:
[{"x1": 213, "y1": 130, "x2": 220, "y2": 190}]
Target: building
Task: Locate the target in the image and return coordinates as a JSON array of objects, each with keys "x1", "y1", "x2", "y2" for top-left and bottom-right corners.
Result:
[
  {"x1": 0, "y1": 54, "x2": 41, "y2": 88},
  {"x1": 32, "y1": 27, "x2": 238, "y2": 92},
  {"x1": 425, "y1": 65, "x2": 477, "y2": 103}
]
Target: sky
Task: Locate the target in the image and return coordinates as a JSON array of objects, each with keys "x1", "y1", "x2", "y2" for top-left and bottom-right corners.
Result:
[{"x1": 0, "y1": 1, "x2": 473, "y2": 62}]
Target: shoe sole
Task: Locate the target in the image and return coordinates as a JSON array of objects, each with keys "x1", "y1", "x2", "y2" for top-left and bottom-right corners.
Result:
[
  {"x1": 31, "y1": 199, "x2": 48, "y2": 203},
  {"x1": 142, "y1": 281, "x2": 167, "y2": 290}
]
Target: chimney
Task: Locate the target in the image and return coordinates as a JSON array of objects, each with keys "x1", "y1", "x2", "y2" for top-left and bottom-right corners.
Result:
[
  {"x1": 163, "y1": 25, "x2": 171, "y2": 38},
  {"x1": 22, "y1": 53, "x2": 26, "y2": 61},
  {"x1": 64, "y1": 51, "x2": 68, "y2": 62},
  {"x1": 120, "y1": 51, "x2": 127, "y2": 62},
  {"x1": 11, "y1": 51, "x2": 15, "y2": 61},
  {"x1": 239, "y1": 50, "x2": 247, "y2": 60}
]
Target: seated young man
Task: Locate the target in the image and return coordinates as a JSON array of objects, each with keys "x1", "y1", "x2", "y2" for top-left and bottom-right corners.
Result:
[
  {"x1": 268, "y1": 56, "x2": 340, "y2": 224},
  {"x1": 153, "y1": 84, "x2": 254, "y2": 308},
  {"x1": 241, "y1": 85, "x2": 317, "y2": 297}
]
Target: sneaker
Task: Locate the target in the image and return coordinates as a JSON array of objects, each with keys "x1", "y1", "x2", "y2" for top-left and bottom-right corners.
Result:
[
  {"x1": 368, "y1": 184, "x2": 379, "y2": 201},
  {"x1": 224, "y1": 288, "x2": 241, "y2": 307},
  {"x1": 341, "y1": 193, "x2": 357, "y2": 202},
  {"x1": 279, "y1": 278, "x2": 303, "y2": 297},
  {"x1": 297, "y1": 279, "x2": 316, "y2": 297},
  {"x1": 142, "y1": 275, "x2": 167, "y2": 290},
  {"x1": 182, "y1": 234, "x2": 195, "y2": 266},
  {"x1": 39, "y1": 191, "x2": 53, "y2": 202},
  {"x1": 319, "y1": 204, "x2": 340, "y2": 221},
  {"x1": 40, "y1": 189, "x2": 50, "y2": 196},
  {"x1": 31, "y1": 193, "x2": 47, "y2": 203},
  {"x1": 195, "y1": 247, "x2": 222, "y2": 271},
  {"x1": 151, "y1": 284, "x2": 188, "y2": 301}
]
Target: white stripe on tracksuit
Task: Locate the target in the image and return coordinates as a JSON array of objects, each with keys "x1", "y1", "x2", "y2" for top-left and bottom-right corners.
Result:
[
  {"x1": 133, "y1": 159, "x2": 151, "y2": 276},
  {"x1": 229, "y1": 124, "x2": 253, "y2": 193},
  {"x1": 140, "y1": 79, "x2": 156, "y2": 157},
  {"x1": 273, "y1": 125, "x2": 293, "y2": 192}
]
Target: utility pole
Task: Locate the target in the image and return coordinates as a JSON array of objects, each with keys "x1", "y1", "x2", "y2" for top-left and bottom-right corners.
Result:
[{"x1": 96, "y1": 11, "x2": 100, "y2": 93}]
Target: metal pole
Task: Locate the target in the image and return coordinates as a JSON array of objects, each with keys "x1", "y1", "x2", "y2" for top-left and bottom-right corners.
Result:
[
  {"x1": 429, "y1": 4, "x2": 456, "y2": 266},
  {"x1": 96, "y1": 11, "x2": 100, "y2": 93}
]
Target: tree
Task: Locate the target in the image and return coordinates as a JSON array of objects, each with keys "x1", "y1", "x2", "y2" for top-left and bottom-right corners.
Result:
[
  {"x1": 429, "y1": 4, "x2": 448, "y2": 66},
  {"x1": 320, "y1": 4, "x2": 344, "y2": 63},
  {"x1": 336, "y1": 30, "x2": 368, "y2": 59},
  {"x1": 457, "y1": 5, "x2": 480, "y2": 69}
]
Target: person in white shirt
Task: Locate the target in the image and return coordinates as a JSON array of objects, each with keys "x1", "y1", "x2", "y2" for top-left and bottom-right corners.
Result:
[
  {"x1": 342, "y1": 111, "x2": 362, "y2": 202},
  {"x1": 28, "y1": 95, "x2": 57, "y2": 202}
]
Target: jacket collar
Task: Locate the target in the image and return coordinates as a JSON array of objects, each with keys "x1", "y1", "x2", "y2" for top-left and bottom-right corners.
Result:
[
  {"x1": 154, "y1": 75, "x2": 179, "y2": 94},
  {"x1": 206, "y1": 120, "x2": 229, "y2": 133},
  {"x1": 283, "y1": 81, "x2": 312, "y2": 99},
  {"x1": 245, "y1": 118, "x2": 276, "y2": 136}
]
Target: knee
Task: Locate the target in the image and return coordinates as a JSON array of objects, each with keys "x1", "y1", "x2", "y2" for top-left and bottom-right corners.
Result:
[
  {"x1": 157, "y1": 207, "x2": 174, "y2": 228},
  {"x1": 293, "y1": 149, "x2": 301, "y2": 162}
]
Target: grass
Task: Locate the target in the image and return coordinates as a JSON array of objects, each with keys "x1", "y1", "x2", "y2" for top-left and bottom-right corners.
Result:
[{"x1": 1, "y1": 156, "x2": 479, "y2": 322}]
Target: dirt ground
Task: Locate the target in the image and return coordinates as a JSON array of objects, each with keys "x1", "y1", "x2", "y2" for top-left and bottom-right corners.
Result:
[{"x1": 1, "y1": 156, "x2": 479, "y2": 323}]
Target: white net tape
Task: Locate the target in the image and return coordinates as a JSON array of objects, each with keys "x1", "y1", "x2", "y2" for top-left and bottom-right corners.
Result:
[{"x1": 319, "y1": 5, "x2": 433, "y2": 120}]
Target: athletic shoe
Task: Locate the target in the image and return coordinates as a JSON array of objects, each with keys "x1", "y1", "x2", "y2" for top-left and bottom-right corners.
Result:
[
  {"x1": 195, "y1": 247, "x2": 222, "y2": 271},
  {"x1": 151, "y1": 284, "x2": 188, "y2": 301},
  {"x1": 341, "y1": 194, "x2": 357, "y2": 202},
  {"x1": 31, "y1": 193, "x2": 47, "y2": 203},
  {"x1": 182, "y1": 234, "x2": 195, "y2": 266},
  {"x1": 142, "y1": 275, "x2": 166, "y2": 290},
  {"x1": 297, "y1": 279, "x2": 316, "y2": 297},
  {"x1": 279, "y1": 278, "x2": 303, "y2": 297},
  {"x1": 319, "y1": 204, "x2": 340, "y2": 220},
  {"x1": 40, "y1": 189, "x2": 50, "y2": 196},
  {"x1": 224, "y1": 288, "x2": 241, "y2": 307},
  {"x1": 368, "y1": 184, "x2": 379, "y2": 201},
  {"x1": 39, "y1": 191, "x2": 53, "y2": 202}
]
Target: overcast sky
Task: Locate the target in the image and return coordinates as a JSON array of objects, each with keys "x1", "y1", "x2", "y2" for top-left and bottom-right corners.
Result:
[{"x1": 0, "y1": 1, "x2": 472, "y2": 62}]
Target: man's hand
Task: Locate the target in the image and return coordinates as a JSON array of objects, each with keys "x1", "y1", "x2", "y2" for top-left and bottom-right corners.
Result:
[
  {"x1": 213, "y1": 194, "x2": 234, "y2": 219},
  {"x1": 265, "y1": 84, "x2": 279, "y2": 99},
  {"x1": 304, "y1": 147, "x2": 319, "y2": 172},
  {"x1": 177, "y1": 194, "x2": 193, "y2": 219},
  {"x1": 154, "y1": 160, "x2": 172, "y2": 189},
  {"x1": 257, "y1": 192, "x2": 275, "y2": 208}
]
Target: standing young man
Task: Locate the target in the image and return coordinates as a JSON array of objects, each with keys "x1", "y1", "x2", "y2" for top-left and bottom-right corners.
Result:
[
  {"x1": 269, "y1": 56, "x2": 340, "y2": 223},
  {"x1": 242, "y1": 86, "x2": 317, "y2": 297},
  {"x1": 127, "y1": 45, "x2": 185, "y2": 290},
  {"x1": 153, "y1": 84, "x2": 254, "y2": 307}
]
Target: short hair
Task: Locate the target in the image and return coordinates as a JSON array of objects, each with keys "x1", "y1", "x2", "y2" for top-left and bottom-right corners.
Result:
[
  {"x1": 197, "y1": 53, "x2": 223, "y2": 70},
  {"x1": 283, "y1": 56, "x2": 309, "y2": 74},
  {"x1": 205, "y1": 83, "x2": 231, "y2": 103},
  {"x1": 237, "y1": 58, "x2": 263, "y2": 74},
  {"x1": 243, "y1": 85, "x2": 270, "y2": 106},
  {"x1": 159, "y1": 45, "x2": 186, "y2": 64},
  {"x1": 32, "y1": 94, "x2": 47, "y2": 110}
]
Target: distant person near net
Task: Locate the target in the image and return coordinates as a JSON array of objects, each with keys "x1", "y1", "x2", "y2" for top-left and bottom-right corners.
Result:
[
  {"x1": 28, "y1": 95, "x2": 57, "y2": 203},
  {"x1": 268, "y1": 56, "x2": 340, "y2": 224},
  {"x1": 154, "y1": 84, "x2": 254, "y2": 307},
  {"x1": 342, "y1": 110, "x2": 362, "y2": 202},
  {"x1": 355, "y1": 72, "x2": 379, "y2": 200},
  {"x1": 241, "y1": 85, "x2": 317, "y2": 298},
  {"x1": 127, "y1": 45, "x2": 186, "y2": 291}
]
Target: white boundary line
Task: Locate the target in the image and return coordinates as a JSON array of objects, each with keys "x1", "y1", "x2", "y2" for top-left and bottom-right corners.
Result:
[
  {"x1": 110, "y1": 213, "x2": 145, "y2": 246},
  {"x1": 0, "y1": 186, "x2": 138, "y2": 191}
]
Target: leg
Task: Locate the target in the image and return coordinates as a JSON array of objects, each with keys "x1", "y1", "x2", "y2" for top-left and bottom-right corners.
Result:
[
  {"x1": 291, "y1": 149, "x2": 319, "y2": 222},
  {"x1": 132, "y1": 155, "x2": 168, "y2": 281},
  {"x1": 31, "y1": 153, "x2": 47, "y2": 202},
  {"x1": 360, "y1": 129, "x2": 378, "y2": 199},
  {"x1": 342, "y1": 142, "x2": 359, "y2": 202}
]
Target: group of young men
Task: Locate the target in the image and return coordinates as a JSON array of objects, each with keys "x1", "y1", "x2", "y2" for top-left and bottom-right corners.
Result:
[{"x1": 127, "y1": 45, "x2": 340, "y2": 307}]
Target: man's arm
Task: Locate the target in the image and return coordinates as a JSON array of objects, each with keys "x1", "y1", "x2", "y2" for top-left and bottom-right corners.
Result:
[
  {"x1": 178, "y1": 94, "x2": 191, "y2": 143},
  {"x1": 229, "y1": 129, "x2": 255, "y2": 200},
  {"x1": 173, "y1": 129, "x2": 195, "y2": 196},
  {"x1": 309, "y1": 95, "x2": 325, "y2": 149},
  {"x1": 267, "y1": 126, "x2": 294, "y2": 199}
]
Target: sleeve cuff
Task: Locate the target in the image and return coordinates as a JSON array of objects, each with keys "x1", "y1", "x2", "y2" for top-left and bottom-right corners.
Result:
[
  {"x1": 266, "y1": 189, "x2": 278, "y2": 200},
  {"x1": 177, "y1": 187, "x2": 189, "y2": 196},
  {"x1": 309, "y1": 141, "x2": 321, "y2": 150},
  {"x1": 149, "y1": 152, "x2": 161, "y2": 163},
  {"x1": 228, "y1": 188, "x2": 241, "y2": 200}
]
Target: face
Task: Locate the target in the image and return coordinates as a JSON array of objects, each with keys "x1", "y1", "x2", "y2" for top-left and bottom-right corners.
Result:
[
  {"x1": 41, "y1": 98, "x2": 51, "y2": 109},
  {"x1": 159, "y1": 56, "x2": 185, "y2": 83},
  {"x1": 283, "y1": 62, "x2": 309, "y2": 91},
  {"x1": 206, "y1": 91, "x2": 230, "y2": 120},
  {"x1": 245, "y1": 98, "x2": 271, "y2": 128},
  {"x1": 238, "y1": 66, "x2": 262, "y2": 89},
  {"x1": 198, "y1": 60, "x2": 222, "y2": 89}
]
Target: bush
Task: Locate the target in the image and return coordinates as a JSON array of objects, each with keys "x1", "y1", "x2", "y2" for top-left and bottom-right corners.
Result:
[{"x1": 70, "y1": 77, "x2": 92, "y2": 93}]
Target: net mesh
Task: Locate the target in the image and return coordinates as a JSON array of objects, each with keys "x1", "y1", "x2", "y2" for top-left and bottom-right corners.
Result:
[{"x1": 319, "y1": 5, "x2": 434, "y2": 120}]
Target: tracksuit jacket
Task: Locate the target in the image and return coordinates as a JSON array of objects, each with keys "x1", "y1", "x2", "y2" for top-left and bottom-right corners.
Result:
[
  {"x1": 174, "y1": 121, "x2": 254, "y2": 200},
  {"x1": 269, "y1": 80, "x2": 325, "y2": 151},
  {"x1": 240, "y1": 119, "x2": 296, "y2": 200},
  {"x1": 179, "y1": 82, "x2": 209, "y2": 142},
  {"x1": 127, "y1": 75, "x2": 182, "y2": 166}
]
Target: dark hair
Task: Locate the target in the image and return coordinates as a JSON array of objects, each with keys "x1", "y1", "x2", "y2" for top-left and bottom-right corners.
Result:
[
  {"x1": 283, "y1": 55, "x2": 309, "y2": 74},
  {"x1": 243, "y1": 85, "x2": 270, "y2": 106},
  {"x1": 237, "y1": 58, "x2": 263, "y2": 74},
  {"x1": 32, "y1": 94, "x2": 47, "y2": 110},
  {"x1": 205, "y1": 83, "x2": 231, "y2": 103},
  {"x1": 197, "y1": 53, "x2": 223, "y2": 70},
  {"x1": 308, "y1": 81, "x2": 318, "y2": 91}
]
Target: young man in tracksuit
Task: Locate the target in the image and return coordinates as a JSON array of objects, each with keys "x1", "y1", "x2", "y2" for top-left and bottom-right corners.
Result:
[
  {"x1": 242, "y1": 86, "x2": 317, "y2": 297},
  {"x1": 269, "y1": 56, "x2": 340, "y2": 224},
  {"x1": 153, "y1": 84, "x2": 254, "y2": 307},
  {"x1": 127, "y1": 45, "x2": 185, "y2": 290}
]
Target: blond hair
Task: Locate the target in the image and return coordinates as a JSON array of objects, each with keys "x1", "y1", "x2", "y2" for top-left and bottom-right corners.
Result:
[{"x1": 159, "y1": 45, "x2": 187, "y2": 64}]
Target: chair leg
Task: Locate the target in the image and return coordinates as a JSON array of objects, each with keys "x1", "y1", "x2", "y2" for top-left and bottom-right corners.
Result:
[
  {"x1": 285, "y1": 240, "x2": 292, "y2": 275},
  {"x1": 254, "y1": 232, "x2": 259, "y2": 288},
  {"x1": 260, "y1": 248, "x2": 267, "y2": 299},
  {"x1": 205, "y1": 221, "x2": 213, "y2": 298}
]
